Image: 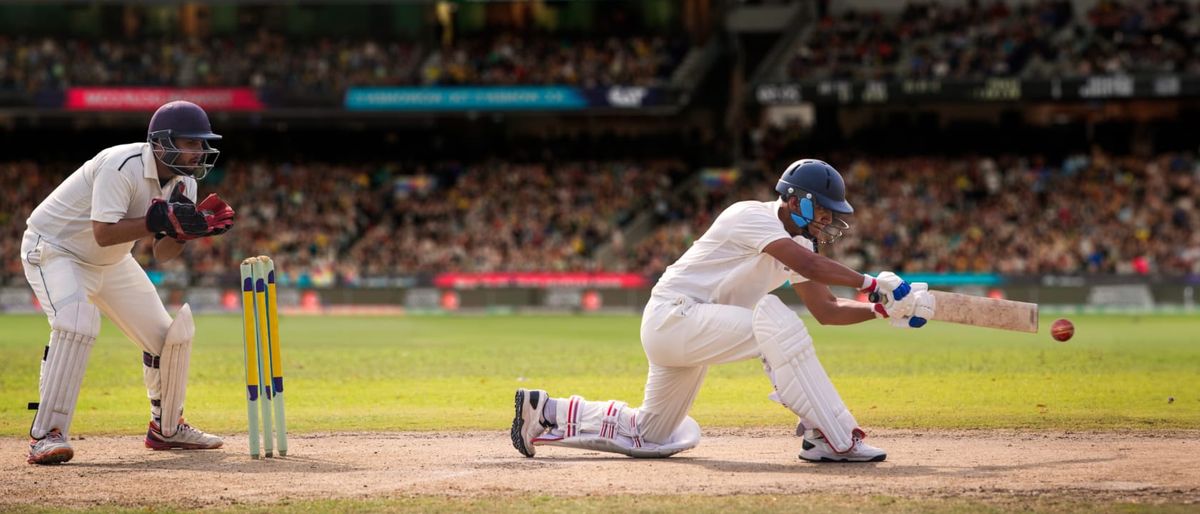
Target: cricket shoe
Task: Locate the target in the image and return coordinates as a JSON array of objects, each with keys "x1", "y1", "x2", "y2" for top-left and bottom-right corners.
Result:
[
  {"x1": 28, "y1": 429, "x2": 73, "y2": 465},
  {"x1": 145, "y1": 419, "x2": 223, "y2": 450},
  {"x1": 799, "y1": 429, "x2": 887, "y2": 462},
  {"x1": 510, "y1": 388, "x2": 551, "y2": 457}
]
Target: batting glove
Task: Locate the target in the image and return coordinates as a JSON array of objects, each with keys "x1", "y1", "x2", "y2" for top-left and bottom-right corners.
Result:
[{"x1": 879, "y1": 289, "x2": 935, "y2": 329}]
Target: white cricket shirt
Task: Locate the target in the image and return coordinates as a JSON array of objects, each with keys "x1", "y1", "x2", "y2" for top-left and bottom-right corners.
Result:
[
  {"x1": 25, "y1": 142, "x2": 197, "y2": 266},
  {"x1": 652, "y1": 199, "x2": 812, "y2": 309}
]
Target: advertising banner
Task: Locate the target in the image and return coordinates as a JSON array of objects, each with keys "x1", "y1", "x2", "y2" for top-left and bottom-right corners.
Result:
[
  {"x1": 64, "y1": 87, "x2": 265, "y2": 111},
  {"x1": 347, "y1": 86, "x2": 587, "y2": 111},
  {"x1": 434, "y1": 272, "x2": 648, "y2": 289},
  {"x1": 346, "y1": 86, "x2": 669, "y2": 111}
]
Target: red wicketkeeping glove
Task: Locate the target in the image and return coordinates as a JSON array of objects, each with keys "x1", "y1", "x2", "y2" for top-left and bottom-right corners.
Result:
[{"x1": 174, "y1": 194, "x2": 235, "y2": 241}]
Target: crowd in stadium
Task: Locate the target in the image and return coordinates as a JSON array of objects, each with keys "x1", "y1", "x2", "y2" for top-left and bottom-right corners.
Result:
[
  {"x1": 4, "y1": 149, "x2": 1197, "y2": 288},
  {"x1": 0, "y1": 30, "x2": 681, "y2": 92},
  {"x1": 420, "y1": 33, "x2": 684, "y2": 87},
  {"x1": 336, "y1": 159, "x2": 683, "y2": 283},
  {"x1": 4, "y1": 0, "x2": 1200, "y2": 289},
  {"x1": 627, "y1": 150, "x2": 1200, "y2": 277},
  {"x1": 0, "y1": 32, "x2": 422, "y2": 92},
  {"x1": 789, "y1": 0, "x2": 1200, "y2": 80},
  {"x1": 0, "y1": 159, "x2": 686, "y2": 288}
]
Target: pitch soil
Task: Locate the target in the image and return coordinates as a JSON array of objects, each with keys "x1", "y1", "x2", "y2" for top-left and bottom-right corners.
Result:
[{"x1": 2, "y1": 429, "x2": 1198, "y2": 509}]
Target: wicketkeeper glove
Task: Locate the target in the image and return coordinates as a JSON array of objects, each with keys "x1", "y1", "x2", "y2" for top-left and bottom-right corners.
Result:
[{"x1": 146, "y1": 184, "x2": 235, "y2": 241}]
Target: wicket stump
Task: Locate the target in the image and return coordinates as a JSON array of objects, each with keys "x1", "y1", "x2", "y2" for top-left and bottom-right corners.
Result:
[{"x1": 240, "y1": 256, "x2": 288, "y2": 458}]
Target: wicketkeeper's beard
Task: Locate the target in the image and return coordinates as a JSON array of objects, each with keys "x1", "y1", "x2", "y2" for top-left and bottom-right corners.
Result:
[{"x1": 807, "y1": 217, "x2": 851, "y2": 244}]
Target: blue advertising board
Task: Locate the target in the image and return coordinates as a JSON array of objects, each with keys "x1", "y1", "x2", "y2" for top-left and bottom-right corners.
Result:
[
  {"x1": 346, "y1": 87, "x2": 587, "y2": 111},
  {"x1": 345, "y1": 86, "x2": 665, "y2": 111}
]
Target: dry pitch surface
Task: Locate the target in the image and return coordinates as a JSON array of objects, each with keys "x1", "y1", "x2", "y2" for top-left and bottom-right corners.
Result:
[{"x1": 2, "y1": 429, "x2": 1198, "y2": 509}]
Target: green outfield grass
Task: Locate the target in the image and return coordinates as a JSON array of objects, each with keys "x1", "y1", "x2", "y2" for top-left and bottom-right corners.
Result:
[{"x1": 0, "y1": 313, "x2": 1197, "y2": 436}]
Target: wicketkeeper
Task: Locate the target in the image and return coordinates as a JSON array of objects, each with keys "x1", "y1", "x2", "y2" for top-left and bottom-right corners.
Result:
[
  {"x1": 21, "y1": 100, "x2": 234, "y2": 464},
  {"x1": 512, "y1": 159, "x2": 935, "y2": 462}
]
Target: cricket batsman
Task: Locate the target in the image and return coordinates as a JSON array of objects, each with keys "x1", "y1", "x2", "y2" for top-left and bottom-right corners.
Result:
[
  {"x1": 512, "y1": 159, "x2": 936, "y2": 462},
  {"x1": 20, "y1": 100, "x2": 234, "y2": 464}
]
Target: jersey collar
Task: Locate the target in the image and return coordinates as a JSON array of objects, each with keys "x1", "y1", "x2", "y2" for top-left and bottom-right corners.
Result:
[{"x1": 141, "y1": 143, "x2": 158, "y2": 180}]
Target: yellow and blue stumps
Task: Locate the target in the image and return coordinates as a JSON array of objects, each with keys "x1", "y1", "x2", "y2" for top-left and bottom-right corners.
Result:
[
  {"x1": 239, "y1": 261, "x2": 262, "y2": 459},
  {"x1": 241, "y1": 256, "x2": 288, "y2": 459}
]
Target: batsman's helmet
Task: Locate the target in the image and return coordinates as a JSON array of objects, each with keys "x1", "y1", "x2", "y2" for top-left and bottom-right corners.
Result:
[
  {"x1": 775, "y1": 159, "x2": 854, "y2": 214},
  {"x1": 775, "y1": 159, "x2": 853, "y2": 242},
  {"x1": 147, "y1": 101, "x2": 221, "y2": 180}
]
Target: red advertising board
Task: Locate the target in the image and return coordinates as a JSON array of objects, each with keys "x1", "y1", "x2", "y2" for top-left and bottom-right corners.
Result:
[
  {"x1": 434, "y1": 272, "x2": 648, "y2": 289},
  {"x1": 65, "y1": 87, "x2": 264, "y2": 111}
]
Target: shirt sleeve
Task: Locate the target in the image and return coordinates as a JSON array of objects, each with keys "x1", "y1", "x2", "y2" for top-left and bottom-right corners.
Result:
[
  {"x1": 729, "y1": 204, "x2": 793, "y2": 252},
  {"x1": 787, "y1": 236, "x2": 815, "y2": 284},
  {"x1": 90, "y1": 166, "x2": 134, "y2": 223}
]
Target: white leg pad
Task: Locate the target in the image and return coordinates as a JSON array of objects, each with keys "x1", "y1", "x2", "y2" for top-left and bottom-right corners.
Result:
[
  {"x1": 156, "y1": 304, "x2": 194, "y2": 437},
  {"x1": 31, "y1": 302, "x2": 101, "y2": 440},
  {"x1": 753, "y1": 294, "x2": 864, "y2": 453},
  {"x1": 533, "y1": 396, "x2": 700, "y2": 458}
]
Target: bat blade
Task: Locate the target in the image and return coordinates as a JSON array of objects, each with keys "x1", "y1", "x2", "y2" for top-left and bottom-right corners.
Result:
[{"x1": 928, "y1": 291, "x2": 1038, "y2": 333}]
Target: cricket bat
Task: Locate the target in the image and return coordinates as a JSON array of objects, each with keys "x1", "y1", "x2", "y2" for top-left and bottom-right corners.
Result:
[{"x1": 871, "y1": 290, "x2": 1039, "y2": 333}]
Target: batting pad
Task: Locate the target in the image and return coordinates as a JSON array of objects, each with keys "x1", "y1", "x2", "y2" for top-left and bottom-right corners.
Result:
[
  {"x1": 31, "y1": 302, "x2": 101, "y2": 440},
  {"x1": 753, "y1": 295, "x2": 863, "y2": 453},
  {"x1": 157, "y1": 304, "x2": 195, "y2": 437},
  {"x1": 536, "y1": 415, "x2": 701, "y2": 458}
]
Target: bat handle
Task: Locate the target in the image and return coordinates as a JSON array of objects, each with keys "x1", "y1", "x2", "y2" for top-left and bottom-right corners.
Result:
[{"x1": 867, "y1": 291, "x2": 882, "y2": 304}]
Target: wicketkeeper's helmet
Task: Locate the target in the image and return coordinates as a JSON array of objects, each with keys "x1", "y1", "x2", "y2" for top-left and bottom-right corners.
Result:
[{"x1": 147, "y1": 101, "x2": 221, "y2": 180}]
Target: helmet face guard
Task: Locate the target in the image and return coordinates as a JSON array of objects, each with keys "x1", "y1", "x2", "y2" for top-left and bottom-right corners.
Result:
[
  {"x1": 149, "y1": 130, "x2": 220, "y2": 181},
  {"x1": 787, "y1": 192, "x2": 852, "y2": 243},
  {"x1": 776, "y1": 159, "x2": 854, "y2": 244}
]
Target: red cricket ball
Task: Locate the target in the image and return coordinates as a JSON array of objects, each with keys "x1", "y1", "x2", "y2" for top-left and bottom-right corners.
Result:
[{"x1": 1051, "y1": 318, "x2": 1074, "y2": 342}]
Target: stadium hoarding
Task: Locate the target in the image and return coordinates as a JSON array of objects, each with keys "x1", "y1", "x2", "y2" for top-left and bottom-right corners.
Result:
[
  {"x1": 433, "y1": 272, "x2": 649, "y2": 289},
  {"x1": 345, "y1": 86, "x2": 670, "y2": 111},
  {"x1": 755, "y1": 74, "x2": 1200, "y2": 105},
  {"x1": 64, "y1": 87, "x2": 265, "y2": 111}
]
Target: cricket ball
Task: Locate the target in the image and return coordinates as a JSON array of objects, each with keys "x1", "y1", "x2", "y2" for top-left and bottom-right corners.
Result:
[{"x1": 1050, "y1": 318, "x2": 1074, "y2": 342}]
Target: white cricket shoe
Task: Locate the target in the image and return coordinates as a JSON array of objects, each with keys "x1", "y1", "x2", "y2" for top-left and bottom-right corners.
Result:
[
  {"x1": 510, "y1": 388, "x2": 550, "y2": 457},
  {"x1": 28, "y1": 429, "x2": 73, "y2": 465},
  {"x1": 799, "y1": 429, "x2": 887, "y2": 462},
  {"x1": 145, "y1": 418, "x2": 223, "y2": 450}
]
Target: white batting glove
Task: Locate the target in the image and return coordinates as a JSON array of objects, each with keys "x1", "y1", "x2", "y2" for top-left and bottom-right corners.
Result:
[
  {"x1": 870, "y1": 281, "x2": 926, "y2": 318},
  {"x1": 885, "y1": 289, "x2": 935, "y2": 329},
  {"x1": 908, "y1": 289, "x2": 935, "y2": 328},
  {"x1": 861, "y1": 271, "x2": 913, "y2": 303}
]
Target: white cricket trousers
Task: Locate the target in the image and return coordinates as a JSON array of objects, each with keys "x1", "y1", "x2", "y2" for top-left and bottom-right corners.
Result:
[
  {"x1": 635, "y1": 294, "x2": 761, "y2": 443},
  {"x1": 21, "y1": 230, "x2": 174, "y2": 375}
]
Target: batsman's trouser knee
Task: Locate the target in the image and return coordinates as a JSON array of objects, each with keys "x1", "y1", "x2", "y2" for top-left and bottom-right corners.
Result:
[{"x1": 637, "y1": 295, "x2": 761, "y2": 442}]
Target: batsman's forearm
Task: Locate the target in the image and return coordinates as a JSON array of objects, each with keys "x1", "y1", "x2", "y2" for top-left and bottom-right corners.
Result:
[
  {"x1": 92, "y1": 219, "x2": 153, "y2": 247},
  {"x1": 764, "y1": 239, "x2": 870, "y2": 289},
  {"x1": 820, "y1": 299, "x2": 878, "y2": 325}
]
